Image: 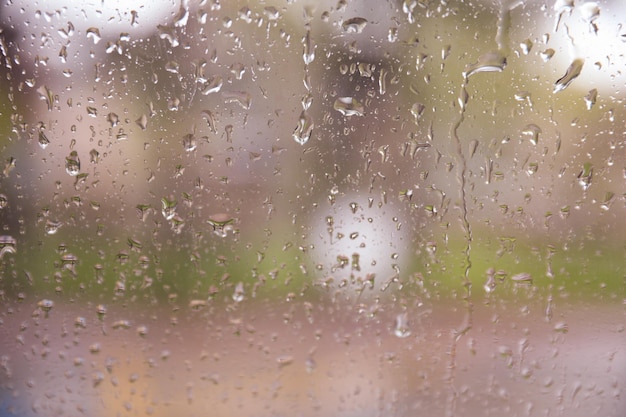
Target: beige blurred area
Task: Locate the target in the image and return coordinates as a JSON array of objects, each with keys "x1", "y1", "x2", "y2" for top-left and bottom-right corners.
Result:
[{"x1": 0, "y1": 297, "x2": 624, "y2": 417}]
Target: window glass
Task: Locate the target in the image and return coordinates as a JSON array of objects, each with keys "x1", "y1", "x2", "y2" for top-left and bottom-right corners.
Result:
[{"x1": 0, "y1": 1, "x2": 624, "y2": 416}]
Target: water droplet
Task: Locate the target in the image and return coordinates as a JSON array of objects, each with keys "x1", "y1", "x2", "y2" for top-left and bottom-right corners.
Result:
[
  {"x1": 0, "y1": 235, "x2": 16, "y2": 259},
  {"x1": 553, "y1": 0, "x2": 574, "y2": 32},
  {"x1": 107, "y1": 112, "x2": 119, "y2": 127},
  {"x1": 519, "y1": 39, "x2": 533, "y2": 55},
  {"x1": 161, "y1": 197, "x2": 177, "y2": 220},
  {"x1": 222, "y1": 91, "x2": 251, "y2": 109},
  {"x1": 86, "y1": 27, "x2": 101, "y2": 44},
  {"x1": 0, "y1": 194, "x2": 7, "y2": 209},
  {"x1": 584, "y1": 88, "x2": 597, "y2": 110},
  {"x1": 579, "y1": 2, "x2": 600, "y2": 34},
  {"x1": 45, "y1": 220, "x2": 62, "y2": 235},
  {"x1": 165, "y1": 61, "x2": 179, "y2": 74},
  {"x1": 522, "y1": 124, "x2": 541, "y2": 145},
  {"x1": 201, "y1": 75, "x2": 223, "y2": 95},
  {"x1": 394, "y1": 313, "x2": 411, "y2": 338},
  {"x1": 37, "y1": 85, "x2": 55, "y2": 111},
  {"x1": 182, "y1": 133, "x2": 197, "y2": 152},
  {"x1": 303, "y1": 30, "x2": 315, "y2": 65},
  {"x1": 333, "y1": 97, "x2": 364, "y2": 117},
  {"x1": 38, "y1": 131, "x2": 50, "y2": 149},
  {"x1": 540, "y1": 48, "x2": 555, "y2": 62},
  {"x1": 342, "y1": 17, "x2": 368, "y2": 33},
  {"x1": 577, "y1": 162, "x2": 593, "y2": 191},
  {"x1": 511, "y1": 272, "x2": 533, "y2": 284},
  {"x1": 464, "y1": 51, "x2": 507, "y2": 78},
  {"x1": 173, "y1": 4, "x2": 189, "y2": 27},
  {"x1": 157, "y1": 25, "x2": 179, "y2": 47},
  {"x1": 207, "y1": 214, "x2": 235, "y2": 237},
  {"x1": 554, "y1": 58, "x2": 584, "y2": 93},
  {"x1": 37, "y1": 299, "x2": 54, "y2": 313},
  {"x1": 293, "y1": 110, "x2": 314, "y2": 145},
  {"x1": 65, "y1": 151, "x2": 80, "y2": 176},
  {"x1": 553, "y1": 321, "x2": 569, "y2": 333},
  {"x1": 135, "y1": 114, "x2": 148, "y2": 130},
  {"x1": 232, "y1": 282, "x2": 245, "y2": 302}
]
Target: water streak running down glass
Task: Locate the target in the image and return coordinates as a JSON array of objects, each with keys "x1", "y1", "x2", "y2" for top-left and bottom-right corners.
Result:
[{"x1": 0, "y1": 1, "x2": 624, "y2": 416}]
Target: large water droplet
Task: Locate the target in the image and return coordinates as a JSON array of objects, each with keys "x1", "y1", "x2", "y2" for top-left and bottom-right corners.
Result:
[
  {"x1": 65, "y1": 151, "x2": 80, "y2": 176},
  {"x1": 342, "y1": 17, "x2": 368, "y2": 33},
  {"x1": 293, "y1": 110, "x2": 314, "y2": 145},
  {"x1": 554, "y1": 59, "x2": 583, "y2": 93},
  {"x1": 0, "y1": 235, "x2": 16, "y2": 259},
  {"x1": 394, "y1": 313, "x2": 411, "y2": 338},
  {"x1": 464, "y1": 51, "x2": 507, "y2": 78},
  {"x1": 333, "y1": 97, "x2": 364, "y2": 117}
]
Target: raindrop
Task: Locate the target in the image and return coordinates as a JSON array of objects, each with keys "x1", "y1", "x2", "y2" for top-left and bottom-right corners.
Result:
[
  {"x1": 540, "y1": 48, "x2": 555, "y2": 62},
  {"x1": 161, "y1": 197, "x2": 177, "y2": 220},
  {"x1": 38, "y1": 131, "x2": 50, "y2": 149},
  {"x1": 511, "y1": 272, "x2": 533, "y2": 284},
  {"x1": 554, "y1": 59, "x2": 584, "y2": 93},
  {"x1": 182, "y1": 133, "x2": 197, "y2": 152},
  {"x1": 45, "y1": 220, "x2": 62, "y2": 235},
  {"x1": 86, "y1": 27, "x2": 101, "y2": 44},
  {"x1": 293, "y1": 110, "x2": 314, "y2": 145},
  {"x1": 394, "y1": 312, "x2": 411, "y2": 338},
  {"x1": 0, "y1": 235, "x2": 16, "y2": 259},
  {"x1": 65, "y1": 151, "x2": 80, "y2": 176},
  {"x1": 0, "y1": 194, "x2": 7, "y2": 209},
  {"x1": 577, "y1": 163, "x2": 593, "y2": 191},
  {"x1": 107, "y1": 112, "x2": 119, "y2": 127},
  {"x1": 579, "y1": 2, "x2": 600, "y2": 34},
  {"x1": 584, "y1": 89, "x2": 597, "y2": 110},
  {"x1": 222, "y1": 91, "x2": 251, "y2": 109},
  {"x1": 303, "y1": 30, "x2": 316, "y2": 65},
  {"x1": 201, "y1": 76, "x2": 223, "y2": 95},
  {"x1": 37, "y1": 299, "x2": 54, "y2": 313},
  {"x1": 233, "y1": 282, "x2": 244, "y2": 302},
  {"x1": 136, "y1": 114, "x2": 148, "y2": 130},
  {"x1": 522, "y1": 124, "x2": 541, "y2": 145},
  {"x1": 333, "y1": 97, "x2": 364, "y2": 117},
  {"x1": 173, "y1": 4, "x2": 189, "y2": 27},
  {"x1": 464, "y1": 51, "x2": 507, "y2": 78},
  {"x1": 342, "y1": 17, "x2": 368, "y2": 34},
  {"x1": 207, "y1": 214, "x2": 235, "y2": 237}
]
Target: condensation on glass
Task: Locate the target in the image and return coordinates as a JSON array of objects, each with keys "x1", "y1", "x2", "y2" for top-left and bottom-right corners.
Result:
[{"x1": 0, "y1": 1, "x2": 624, "y2": 416}]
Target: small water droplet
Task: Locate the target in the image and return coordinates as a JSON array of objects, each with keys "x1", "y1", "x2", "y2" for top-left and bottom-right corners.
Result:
[
  {"x1": 579, "y1": 2, "x2": 600, "y2": 34},
  {"x1": 0, "y1": 235, "x2": 16, "y2": 259},
  {"x1": 540, "y1": 48, "x2": 555, "y2": 62}
]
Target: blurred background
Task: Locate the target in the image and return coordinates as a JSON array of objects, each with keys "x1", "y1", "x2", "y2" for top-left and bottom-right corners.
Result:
[{"x1": 0, "y1": 0, "x2": 624, "y2": 416}]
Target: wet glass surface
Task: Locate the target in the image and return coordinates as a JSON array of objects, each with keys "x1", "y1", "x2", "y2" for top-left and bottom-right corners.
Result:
[{"x1": 0, "y1": 1, "x2": 624, "y2": 416}]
